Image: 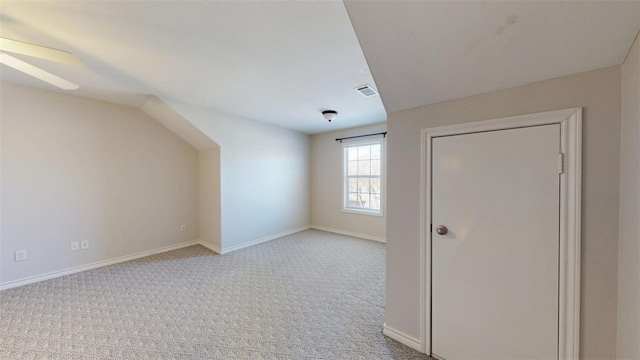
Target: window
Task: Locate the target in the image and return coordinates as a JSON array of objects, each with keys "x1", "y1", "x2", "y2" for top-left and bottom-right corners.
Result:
[{"x1": 343, "y1": 140, "x2": 383, "y2": 215}]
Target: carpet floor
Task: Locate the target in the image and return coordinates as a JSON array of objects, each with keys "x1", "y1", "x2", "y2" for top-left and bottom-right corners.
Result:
[{"x1": 0, "y1": 229, "x2": 429, "y2": 359}]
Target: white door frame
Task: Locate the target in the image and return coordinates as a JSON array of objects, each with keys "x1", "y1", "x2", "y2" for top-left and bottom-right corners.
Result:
[{"x1": 420, "y1": 108, "x2": 582, "y2": 360}]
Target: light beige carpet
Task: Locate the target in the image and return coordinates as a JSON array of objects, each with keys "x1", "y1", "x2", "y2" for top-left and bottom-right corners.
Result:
[{"x1": 0, "y1": 229, "x2": 429, "y2": 359}]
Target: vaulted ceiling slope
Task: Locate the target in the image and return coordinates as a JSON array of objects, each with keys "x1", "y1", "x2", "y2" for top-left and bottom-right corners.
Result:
[
  {"x1": 344, "y1": 1, "x2": 640, "y2": 113},
  {"x1": 0, "y1": 1, "x2": 386, "y2": 134}
]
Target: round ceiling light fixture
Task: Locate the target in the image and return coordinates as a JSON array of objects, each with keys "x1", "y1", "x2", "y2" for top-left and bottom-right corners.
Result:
[{"x1": 322, "y1": 110, "x2": 338, "y2": 123}]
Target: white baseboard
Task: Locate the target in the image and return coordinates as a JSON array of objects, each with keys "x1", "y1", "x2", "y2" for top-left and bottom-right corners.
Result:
[
  {"x1": 1, "y1": 226, "x2": 313, "y2": 291},
  {"x1": 220, "y1": 226, "x2": 311, "y2": 254},
  {"x1": 383, "y1": 324, "x2": 423, "y2": 353},
  {"x1": 198, "y1": 240, "x2": 221, "y2": 254},
  {"x1": 310, "y1": 225, "x2": 386, "y2": 243},
  {"x1": 1, "y1": 225, "x2": 373, "y2": 291},
  {"x1": 0, "y1": 240, "x2": 200, "y2": 291}
]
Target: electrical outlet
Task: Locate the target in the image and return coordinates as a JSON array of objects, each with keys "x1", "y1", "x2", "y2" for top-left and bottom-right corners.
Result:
[
  {"x1": 14, "y1": 250, "x2": 27, "y2": 262},
  {"x1": 81, "y1": 240, "x2": 89, "y2": 250},
  {"x1": 70, "y1": 242, "x2": 79, "y2": 251},
  {"x1": 180, "y1": 224, "x2": 186, "y2": 232}
]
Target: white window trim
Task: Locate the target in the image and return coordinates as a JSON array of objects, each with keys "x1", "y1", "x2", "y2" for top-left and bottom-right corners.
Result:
[{"x1": 341, "y1": 138, "x2": 384, "y2": 217}]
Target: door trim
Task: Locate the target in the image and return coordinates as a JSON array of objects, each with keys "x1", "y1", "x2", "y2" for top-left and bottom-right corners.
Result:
[{"x1": 420, "y1": 108, "x2": 582, "y2": 359}]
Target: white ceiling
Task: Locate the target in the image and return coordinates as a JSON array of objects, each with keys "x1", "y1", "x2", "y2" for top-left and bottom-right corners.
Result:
[
  {"x1": 2, "y1": 2, "x2": 638, "y2": 134},
  {"x1": 344, "y1": 1, "x2": 640, "y2": 113},
  {"x1": 0, "y1": 1, "x2": 386, "y2": 134}
]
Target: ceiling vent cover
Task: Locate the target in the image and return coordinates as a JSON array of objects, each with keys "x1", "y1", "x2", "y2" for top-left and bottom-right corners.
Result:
[{"x1": 355, "y1": 84, "x2": 378, "y2": 97}]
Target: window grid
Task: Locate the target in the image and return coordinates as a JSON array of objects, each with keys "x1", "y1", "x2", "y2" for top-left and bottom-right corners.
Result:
[{"x1": 344, "y1": 142, "x2": 382, "y2": 214}]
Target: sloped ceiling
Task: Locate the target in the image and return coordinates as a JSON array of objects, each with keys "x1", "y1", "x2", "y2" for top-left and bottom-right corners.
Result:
[
  {"x1": 1, "y1": 2, "x2": 638, "y2": 132},
  {"x1": 0, "y1": 1, "x2": 386, "y2": 134},
  {"x1": 344, "y1": 1, "x2": 640, "y2": 113}
]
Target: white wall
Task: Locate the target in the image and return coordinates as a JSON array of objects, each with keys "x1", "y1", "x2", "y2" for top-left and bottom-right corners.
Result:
[
  {"x1": 385, "y1": 66, "x2": 622, "y2": 359},
  {"x1": 141, "y1": 97, "x2": 221, "y2": 253},
  {"x1": 165, "y1": 101, "x2": 311, "y2": 251},
  {"x1": 199, "y1": 147, "x2": 222, "y2": 251},
  {"x1": 617, "y1": 33, "x2": 640, "y2": 360},
  {"x1": 310, "y1": 123, "x2": 386, "y2": 241},
  {"x1": 1, "y1": 83, "x2": 199, "y2": 285}
]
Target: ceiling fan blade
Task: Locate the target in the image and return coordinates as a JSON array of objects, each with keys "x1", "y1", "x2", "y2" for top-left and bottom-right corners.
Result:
[
  {"x1": 0, "y1": 53, "x2": 79, "y2": 90},
  {"x1": 0, "y1": 38, "x2": 83, "y2": 67}
]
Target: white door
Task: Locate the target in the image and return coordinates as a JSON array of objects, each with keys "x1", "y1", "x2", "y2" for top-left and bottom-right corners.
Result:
[{"x1": 431, "y1": 125, "x2": 560, "y2": 360}]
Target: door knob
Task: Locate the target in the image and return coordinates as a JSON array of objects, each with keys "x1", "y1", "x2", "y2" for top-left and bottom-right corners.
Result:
[{"x1": 436, "y1": 225, "x2": 448, "y2": 235}]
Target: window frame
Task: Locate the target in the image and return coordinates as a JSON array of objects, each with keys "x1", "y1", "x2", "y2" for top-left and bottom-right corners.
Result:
[{"x1": 341, "y1": 138, "x2": 384, "y2": 217}]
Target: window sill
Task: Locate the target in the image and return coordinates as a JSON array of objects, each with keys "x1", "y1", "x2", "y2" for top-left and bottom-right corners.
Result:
[{"x1": 342, "y1": 208, "x2": 384, "y2": 217}]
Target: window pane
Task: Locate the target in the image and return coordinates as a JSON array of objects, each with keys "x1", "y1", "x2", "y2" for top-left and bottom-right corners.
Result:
[
  {"x1": 348, "y1": 192, "x2": 359, "y2": 207},
  {"x1": 361, "y1": 193, "x2": 370, "y2": 208},
  {"x1": 357, "y1": 178, "x2": 370, "y2": 193},
  {"x1": 358, "y1": 145, "x2": 371, "y2": 160},
  {"x1": 347, "y1": 147, "x2": 358, "y2": 161},
  {"x1": 343, "y1": 141, "x2": 382, "y2": 214},
  {"x1": 370, "y1": 193, "x2": 381, "y2": 210},
  {"x1": 348, "y1": 178, "x2": 358, "y2": 192},
  {"x1": 370, "y1": 178, "x2": 381, "y2": 193},
  {"x1": 349, "y1": 192, "x2": 365, "y2": 208},
  {"x1": 371, "y1": 144, "x2": 381, "y2": 159},
  {"x1": 371, "y1": 160, "x2": 380, "y2": 176},
  {"x1": 358, "y1": 160, "x2": 370, "y2": 175},
  {"x1": 348, "y1": 161, "x2": 358, "y2": 176}
]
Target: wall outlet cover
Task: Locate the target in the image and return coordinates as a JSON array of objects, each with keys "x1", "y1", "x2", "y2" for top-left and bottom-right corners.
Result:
[
  {"x1": 81, "y1": 240, "x2": 89, "y2": 250},
  {"x1": 14, "y1": 250, "x2": 27, "y2": 262},
  {"x1": 70, "y1": 242, "x2": 79, "y2": 251}
]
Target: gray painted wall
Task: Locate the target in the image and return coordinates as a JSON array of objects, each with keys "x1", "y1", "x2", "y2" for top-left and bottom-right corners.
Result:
[
  {"x1": 1, "y1": 82, "x2": 199, "y2": 285},
  {"x1": 617, "y1": 33, "x2": 640, "y2": 359},
  {"x1": 199, "y1": 147, "x2": 222, "y2": 251},
  {"x1": 165, "y1": 101, "x2": 311, "y2": 252},
  {"x1": 310, "y1": 123, "x2": 386, "y2": 240},
  {"x1": 385, "y1": 66, "x2": 622, "y2": 359}
]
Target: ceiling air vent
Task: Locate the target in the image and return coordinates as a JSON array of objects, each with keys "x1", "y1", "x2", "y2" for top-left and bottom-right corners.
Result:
[{"x1": 355, "y1": 84, "x2": 378, "y2": 97}]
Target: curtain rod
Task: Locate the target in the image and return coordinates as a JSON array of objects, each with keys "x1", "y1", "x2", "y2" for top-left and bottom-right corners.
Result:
[{"x1": 335, "y1": 132, "x2": 387, "y2": 143}]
